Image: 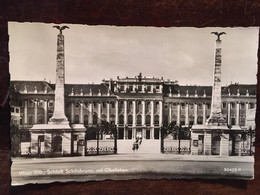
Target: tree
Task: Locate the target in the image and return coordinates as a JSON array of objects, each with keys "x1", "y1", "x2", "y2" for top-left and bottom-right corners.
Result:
[{"x1": 10, "y1": 121, "x2": 20, "y2": 156}]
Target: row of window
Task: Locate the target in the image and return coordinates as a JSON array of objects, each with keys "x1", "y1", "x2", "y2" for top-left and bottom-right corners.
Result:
[{"x1": 118, "y1": 84, "x2": 161, "y2": 93}]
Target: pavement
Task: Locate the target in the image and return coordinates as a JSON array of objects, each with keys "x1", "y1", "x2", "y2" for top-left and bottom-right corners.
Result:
[{"x1": 12, "y1": 153, "x2": 254, "y2": 164}]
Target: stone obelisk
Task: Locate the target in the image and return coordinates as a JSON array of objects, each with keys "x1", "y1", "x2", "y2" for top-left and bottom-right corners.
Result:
[
  {"x1": 206, "y1": 32, "x2": 226, "y2": 126},
  {"x1": 49, "y1": 26, "x2": 69, "y2": 124}
]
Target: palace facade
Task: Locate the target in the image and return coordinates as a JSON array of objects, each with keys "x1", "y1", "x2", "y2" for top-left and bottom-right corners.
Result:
[{"x1": 10, "y1": 74, "x2": 256, "y2": 150}]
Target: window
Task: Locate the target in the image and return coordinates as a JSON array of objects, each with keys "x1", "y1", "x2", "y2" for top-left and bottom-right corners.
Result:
[
  {"x1": 189, "y1": 104, "x2": 194, "y2": 109},
  {"x1": 129, "y1": 85, "x2": 133, "y2": 91},
  {"x1": 128, "y1": 115, "x2": 133, "y2": 125},
  {"x1": 102, "y1": 102, "x2": 107, "y2": 109},
  {"x1": 128, "y1": 101, "x2": 132, "y2": 109},
  {"x1": 38, "y1": 102, "x2": 44, "y2": 107},
  {"x1": 180, "y1": 115, "x2": 185, "y2": 126},
  {"x1": 101, "y1": 114, "x2": 107, "y2": 123},
  {"x1": 207, "y1": 104, "x2": 211, "y2": 109},
  {"x1": 48, "y1": 101, "x2": 54, "y2": 107},
  {"x1": 231, "y1": 102, "x2": 235, "y2": 109},
  {"x1": 11, "y1": 107, "x2": 14, "y2": 112},
  {"x1": 111, "y1": 102, "x2": 115, "y2": 109},
  {"x1": 222, "y1": 102, "x2": 227, "y2": 109},
  {"x1": 171, "y1": 115, "x2": 177, "y2": 125},
  {"x1": 120, "y1": 85, "x2": 124, "y2": 91},
  {"x1": 164, "y1": 104, "x2": 168, "y2": 109},
  {"x1": 28, "y1": 115, "x2": 33, "y2": 125},
  {"x1": 198, "y1": 103, "x2": 202, "y2": 109},
  {"x1": 137, "y1": 115, "x2": 142, "y2": 125},
  {"x1": 181, "y1": 103, "x2": 185, "y2": 109},
  {"x1": 93, "y1": 114, "x2": 98, "y2": 125},
  {"x1": 240, "y1": 102, "x2": 245, "y2": 109},
  {"x1": 110, "y1": 114, "x2": 115, "y2": 123},
  {"x1": 74, "y1": 115, "x2": 80, "y2": 124},
  {"x1": 38, "y1": 115, "x2": 44, "y2": 124},
  {"x1": 249, "y1": 103, "x2": 255, "y2": 109},
  {"x1": 147, "y1": 85, "x2": 151, "y2": 92},
  {"x1": 189, "y1": 115, "x2": 194, "y2": 125},
  {"x1": 84, "y1": 115, "x2": 88, "y2": 125},
  {"x1": 146, "y1": 115, "x2": 151, "y2": 125},
  {"x1": 154, "y1": 115, "x2": 159, "y2": 125},
  {"x1": 197, "y1": 115, "x2": 203, "y2": 124},
  {"x1": 93, "y1": 102, "x2": 97, "y2": 108},
  {"x1": 75, "y1": 103, "x2": 80, "y2": 109},
  {"x1": 119, "y1": 115, "x2": 124, "y2": 125}
]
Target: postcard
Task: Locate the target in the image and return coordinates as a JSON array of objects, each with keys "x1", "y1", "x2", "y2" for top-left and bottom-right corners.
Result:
[{"x1": 9, "y1": 22, "x2": 257, "y2": 185}]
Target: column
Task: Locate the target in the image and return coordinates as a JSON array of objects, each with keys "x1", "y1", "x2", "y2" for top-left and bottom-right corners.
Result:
[
  {"x1": 71, "y1": 102, "x2": 75, "y2": 123},
  {"x1": 185, "y1": 103, "x2": 189, "y2": 126},
  {"x1": 142, "y1": 100, "x2": 146, "y2": 125},
  {"x1": 236, "y1": 102, "x2": 240, "y2": 125},
  {"x1": 194, "y1": 103, "x2": 198, "y2": 125},
  {"x1": 98, "y1": 101, "x2": 102, "y2": 124},
  {"x1": 202, "y1": 103, "x2": 206, "y2": 124},
  {"x1": 115, "y1": 101, "x2": 118, "y2": 125},
  {"x1": 88, "y1": 102, "x2": 93, "y2": 125},
  {"x1": 227, "y1": 102, "x2": 231, "y2": 125},
  {"x1": 34, "y1": 100, "x2": 38, "y2": 124},
  {"x1": 150, "y1": 101, "x2": 154, "y2": 126},
  {"x1": 133, "y1": 100, "x2": 136, "y2": 126},
  {"x1": 124, "y1": 100, "x2": 128, "y2": 124},
  {"x1": 168, "y1": 103, "x2": 172, "y2": 124},
  {"x1": 106, "y1": 102, "x2": 110, "y2": 122},
  {"x1": 44, "y1": 100, "x2": 48, "y2": 124},
  {"x1": 177, "y1": 103, "x2": 180, "y2": 126},
  {"x1": 24, "y1": 100, "x2": 28, "y2": 124},
  {"x1": 159, "y1": 101, "x2": 163, "y2": 126},
  {"x1": 80, "y1": 102, "x2": 84, "y2": 124}
]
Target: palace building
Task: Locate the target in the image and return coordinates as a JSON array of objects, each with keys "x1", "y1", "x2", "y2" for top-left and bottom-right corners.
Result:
[{"x1": 10, "y1": 77, "x2": 256, "y2": 156}]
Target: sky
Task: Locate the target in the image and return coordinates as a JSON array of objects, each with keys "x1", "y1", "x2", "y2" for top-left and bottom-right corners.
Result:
[{"x1": 8, "y1": 22, "x2": 259, "y2": 86}]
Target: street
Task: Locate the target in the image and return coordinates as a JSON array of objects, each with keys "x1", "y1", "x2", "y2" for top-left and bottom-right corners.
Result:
[{"x1": 11, "y1": 154, "x2": 254, "y2": 185}]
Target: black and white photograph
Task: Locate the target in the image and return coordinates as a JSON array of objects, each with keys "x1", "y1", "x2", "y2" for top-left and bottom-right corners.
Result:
[{"x1": 9, "y1": 22, "x2": 257, "y2": 185}]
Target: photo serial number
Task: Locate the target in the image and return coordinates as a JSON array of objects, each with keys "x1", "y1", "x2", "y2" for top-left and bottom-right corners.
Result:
[{"x1": 224, "y1": 168, "x2": 242, "y2": 172}]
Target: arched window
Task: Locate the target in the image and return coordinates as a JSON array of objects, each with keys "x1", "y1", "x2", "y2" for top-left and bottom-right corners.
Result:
[
  {"x1": 84, "y1": 115, "x2": 88, "y2": 125},
  {"x1": 110, "y1": 114, "x2": 115, "y2": 123},
  {"x1": 137, "y1": 115, "x2": 142, "y2": 125},
  {"x1": 154, "y1": 115, "x2": 159, "y2": 125},
  {"x1": 171, "y1": 115, "x2": 177, "y2": 125},
  {"x1": 101, "y1": 114, "x2": 107, "y2": 123},
  {"x1": 146, "y1": 115, "x2": 151, "y2": 125},
  {"x1": 93, "y1": 114, "x2": 98, "y2": 125},
  {"x1": 119, "y1": 115, "x2": 124, "y2": 125},
  {"x1": 180, "y1": 115, "x2": 185, "y2": 126},
  {"x1": 197, "y1": 115, "x2": 203, "y2": 124},
  {"x1": 74, "y1": 115, "x2": 80, "y2": 124},
  {"x1": 137, "y1": 101, "x2": 142, "y2": 111},
  {"x1": 128, "y1": 115, "x2": 133, "y2": 125},
  {"x1": 52, "y1": 135, "x2": 62, "y2": 152},
  {"x1": 189, "y1": 115, "x2": 194, "y2": 125}
]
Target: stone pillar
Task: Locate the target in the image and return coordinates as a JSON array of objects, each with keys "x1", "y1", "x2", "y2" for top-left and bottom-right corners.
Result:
[
  {"x1": 88, "y1": 102, "x2": 93, "y2": 125},
  {"x1": 203, "y1": 132, "x2": 212, "y2": 155},
  {"x1": 133, "y1": 101, "x2": 136, "y2": 126},
  {"x1": 202, "y1": 103, "x2": 206, "y2": 125},
  {"x1": 98, "y1": 101, "x2": 102, "y2": 124},
  {"x1": 49, "y1": 33, "x2": 68, "y2": 122},
  {"x1": 168, "y1": 103, "x2": 172, "y2": 124},
  {"x1": 44, "y1": 100, "x2": 48, "y2": 124},
  {"x1": 115, "y1": 101, "x2": 119, "y2": 125},
  {"x1": 227, "y1": 102, "x2": 231, "y2": 125},
  {"x1": 159, "y1": 101, "x2": 163, "y2": 126},
  {"x1": 71, "y1": 102, "x2": 75, "y2": 123},
  {"x1": 150, "y1": 101, "x2": 154, "y2": 126},
  {"x1": 236, "y1": 102, "x2": 240, "y2": 125},
  {"x1": 220, "y1": 134, "x2": 229, "y2": 156},
  {"x1": 106, "y1": 102, "x2": 110, "y2": 122},
  {"x1": 194, "y1": 103, "x2": 198, "y2": 125},
  {"x1": 80, "y1": 102, "x2": 84, "y2": 124},
  {"x1": 177, "y1": 103, "x2": 181, "y2": 126},
  {"x1": 24, "y1": 100, "x2": 28, "y2": 124},
  {"x1": 124, "y1": 100, "x2": 128, "y2": 125},
  {"x1": 142, "y1": 100, "x2": 146, "y2": 125},
  {"x1": 34, "y1": 100, "x2": 38, "y2": 124},
  {"x1": 207, "y1": 35, "x2": 226, "y2": 125},
  {"x1": 185, "y1": 103, "x2": 189, "y2": 126}
]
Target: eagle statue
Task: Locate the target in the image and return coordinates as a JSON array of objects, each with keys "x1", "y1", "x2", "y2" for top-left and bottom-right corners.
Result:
[
  {"x1": 211, "y1": 32, "x2": 226, "y2": 41},
  {"x1": 53, "y1": 25, "x2": 70, "y2": 34}
]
